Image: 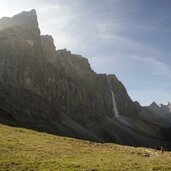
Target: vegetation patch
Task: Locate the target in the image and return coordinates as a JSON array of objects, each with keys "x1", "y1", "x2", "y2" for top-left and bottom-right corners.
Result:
[{"x1": 0, "y1": 124, "x2": 171, "y2": 171}]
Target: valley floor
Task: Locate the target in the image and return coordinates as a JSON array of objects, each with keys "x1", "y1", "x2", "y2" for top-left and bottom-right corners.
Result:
[{"x1": 0, "y1": 124, "x2": 171, "y2": 171}]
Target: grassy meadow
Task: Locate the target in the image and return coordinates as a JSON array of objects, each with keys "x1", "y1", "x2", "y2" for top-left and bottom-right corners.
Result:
[{"x1": 0, "y1": 123, "x2": 171, "y2": 171}]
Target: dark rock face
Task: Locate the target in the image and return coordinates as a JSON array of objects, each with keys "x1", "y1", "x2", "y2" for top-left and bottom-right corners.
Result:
[{"x1": 0, "y1": 10, "x2": 171, "y2": 149}]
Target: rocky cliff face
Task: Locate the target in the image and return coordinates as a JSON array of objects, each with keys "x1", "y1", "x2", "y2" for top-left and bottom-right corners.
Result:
[{"x1": 0, "y1": 10, "x2": 170, "y2": 149}]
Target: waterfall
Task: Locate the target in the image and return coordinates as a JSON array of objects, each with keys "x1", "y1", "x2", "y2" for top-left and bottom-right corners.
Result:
[{"x1": 107, "y1": 76, "x2": 120, "y2": 118}]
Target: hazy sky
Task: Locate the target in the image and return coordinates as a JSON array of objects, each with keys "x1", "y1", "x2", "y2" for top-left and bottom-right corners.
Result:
[{"x1": 0, "y1": 0, "x2": 171, "y2": 105}]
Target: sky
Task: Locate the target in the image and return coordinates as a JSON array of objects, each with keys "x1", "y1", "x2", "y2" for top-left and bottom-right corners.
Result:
[{"x1": 0, "y1": 0, "x2": 170, "y2": 106}]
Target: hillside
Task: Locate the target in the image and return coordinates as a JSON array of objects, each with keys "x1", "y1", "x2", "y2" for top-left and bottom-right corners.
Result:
[{"x1": 0, "y1": 123, "x2": 171, "y2": 171}]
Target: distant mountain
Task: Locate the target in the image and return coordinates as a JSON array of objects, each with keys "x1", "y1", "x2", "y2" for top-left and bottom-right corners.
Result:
[
  {"x1": 148, "y1": 102, "x2": 171, "y2": 115},
  {"x1": 0, "y1": 10, "x2": 171, "y2": 149},
  {"x1": 142, "y1": 102, "x2": 171, "y2": 127}
]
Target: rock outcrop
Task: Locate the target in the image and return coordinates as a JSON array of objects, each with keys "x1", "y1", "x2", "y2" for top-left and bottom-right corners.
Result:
[{"x1": 0, "y1": 10, "x2": 170, "y2": 149}]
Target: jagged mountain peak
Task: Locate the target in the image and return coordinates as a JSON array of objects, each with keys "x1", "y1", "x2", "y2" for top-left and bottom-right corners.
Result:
[
  {"x1": 147, "y1": 101, "x2": 171, "y2": 119},
  {"x1": 13, "y1": 9, "x2": 37, "y2": 18},
  {"x1": 0, "y1": 9, "x2": 40, "y2": 37},
  {"x1": 150, "y1": 101, "x2": 159, "y2": 108}
]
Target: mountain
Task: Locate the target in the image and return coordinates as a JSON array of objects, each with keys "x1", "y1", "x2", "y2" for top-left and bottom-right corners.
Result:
[
  {"x1": 140, "y1": 102, "x2": 171, "y2": 127},
  {"x1": 147, "y1": 102, "x2": 171, "y2": 115},
  {"x1": 0, "y1": 10, "x2": 170, "y2": 149}
]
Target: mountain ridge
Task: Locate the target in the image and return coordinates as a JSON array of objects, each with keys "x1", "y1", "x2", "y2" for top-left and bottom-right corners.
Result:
[{"x1": 0, "y1": 9, "x2": 171, "y2": 149}]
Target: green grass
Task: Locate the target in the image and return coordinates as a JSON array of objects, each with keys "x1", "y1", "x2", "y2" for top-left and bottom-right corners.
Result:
[{"x1": 0, "y1": 124, "x2": 171, "y2": 171}]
